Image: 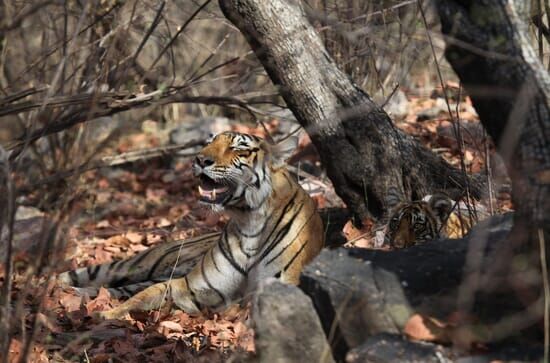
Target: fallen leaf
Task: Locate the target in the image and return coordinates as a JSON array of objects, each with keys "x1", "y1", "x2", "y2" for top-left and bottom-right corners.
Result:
[
  {"x1": 59, "y1": 291, "x2": 83, "y2": 312},
  {"x1": 159, "y1": 320, "x2": 184, "y2": 333},
  {"x1": 404, "y1": 314, "x2": 450, "y2": 343},
  {"x1": 125, "y1": 232, "x2": 144, "y2": 244},
  {"x1": 342, "y1": 219, "x2": 374, "y2": 248},
  {"x1": 146, "y1": 188, "x2": 167, "y2": 204},
  {"x1": 112, "y1": 339, "x2": 138, "y2": 356},
  {"x1": 96, "y1": 220, "x2": 111, "y2": 228},
  {"x1": 86, "y1": 287, "x2": 112, "y2": 313}
]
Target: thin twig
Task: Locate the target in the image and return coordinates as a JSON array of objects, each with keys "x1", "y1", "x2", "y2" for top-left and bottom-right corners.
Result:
[
  {"x1": 156, "y1": 236, "x2": 187, "y2": 318},
  {"x1": 380, "y1": 82, "x2": 400, "y2": 109},
  {"x1": 535, "y1": 0, "x2": 545, "y2": 61},
  {"x1": 419, "y1": 1, "x2": 473, "y2": 213},
  {"x1": 532, "y1": 14, "x2": 550, "y2": 44},
  {"x1": 139, "y1": 0, "x2": 212, "y2": 88},
  {"x1": 15, "y1": 1, "x2": 90, "y2": 166},
  {"x1": 539, "y1": 229, "x2": 549, "y2": 363},
  {"x1": 483, "y1": 130, "x2": 495, "y2": 215},
  {"x1": 4, "y1": 91, "x2": 269, "y2": 155},
  {"x1": 130, "y1": 1, "x2": 165, "y2": 66},
  {"x1": 0, "y1": 0, "x2": 57, "y2": 35},
  {"x1": 17, "y1": 139, "x2": 205, "y2": 193},
  {"x1": 184, "y1": 33, "x2": 231, "y2": 84},
  {"x1": 0, "y1": 146, "x2": 16, "y2": 363},
  {"x1": 10, "y1": 2, "x2": 122, "y2": 85},
  {"x1": 545, "y1": 0, "x2": 550, "y2": 70}
]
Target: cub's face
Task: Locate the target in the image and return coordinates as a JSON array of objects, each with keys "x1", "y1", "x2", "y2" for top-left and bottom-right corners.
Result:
[
  {"x1": 386, "y1": 194, "x2": 453, "y2": 248},
  {"x1": 192, "y1": 132, "x2": 275, "y2": 211},
  {"x1": 386, "y1": 202, "x2": 438, "y2": 248}
]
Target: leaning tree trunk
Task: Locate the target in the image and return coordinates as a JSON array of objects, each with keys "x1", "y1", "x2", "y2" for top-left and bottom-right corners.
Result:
[
  {"x1": 436, "y1": 0, "x2": 550, "y2": 230},
  {"x1": 218, "y1": 0, "x2": 482, "y2": 223},
  {"x1": 431, "y1": 2, "x2": 550, "y2": 339},
  {"x1": 436, "y1": 1, "x2": 550, "y2": 283}
]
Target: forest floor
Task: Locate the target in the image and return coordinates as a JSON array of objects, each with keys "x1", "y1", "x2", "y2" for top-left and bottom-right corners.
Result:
[{"x1": 3, "y1": 82, "x2": 513, "y2": 362}]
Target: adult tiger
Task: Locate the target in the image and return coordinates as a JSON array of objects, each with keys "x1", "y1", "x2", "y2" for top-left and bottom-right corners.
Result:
[
  {"x1": 58, "y1": 131, "x2": 324, "y2": 319},
  {"x1": 386, "y1": 193, "x2": 487, "y2": 249}
]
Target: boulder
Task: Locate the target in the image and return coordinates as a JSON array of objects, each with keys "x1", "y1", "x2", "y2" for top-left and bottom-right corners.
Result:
[
  {"x1": 300, "y1": 249, "x2": 412, "y2": 359},
  {"x1": 346, "y1": 333, "x2": 453, "y2": 363},
  {"x1": 249, "y1": 278, "x2": 335, "y2": 363},
  {"x1": 383, "y1": 89, "x2": 409, "y2": 120},
  {"x1": 301, "y1": 214, "x2": 515, "y2": 361}
]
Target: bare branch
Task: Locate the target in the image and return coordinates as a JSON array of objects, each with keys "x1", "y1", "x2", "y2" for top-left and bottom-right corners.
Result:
[
  {"x1": 17, "y1": 139, "x2": 205, "y2": 194},
  {"x1": 2, "y1": 90, "x2": 268, "y2": 153},
  {"x1": 0, "y1": 146, "x2": 16, "y2": 362},
  {"x1": 0, "y1": 0, "x2": 57, "y2": 36}
]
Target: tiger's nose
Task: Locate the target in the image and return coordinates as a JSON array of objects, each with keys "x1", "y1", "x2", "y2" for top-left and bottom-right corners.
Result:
[{"x1": 194, "y1": 155, "x2": 214, "y2": 168}]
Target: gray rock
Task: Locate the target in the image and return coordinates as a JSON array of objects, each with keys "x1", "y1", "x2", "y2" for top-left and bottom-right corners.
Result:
[
  {"x1": 416, "y1": 98, "x2": 450, "y2": 121},
  {"x1": 346, "y1": 333, "x2": 453, "y2": 363},
  {"x1": 416, "y1": 107, "x2": 443, "y2": 122},
  {"x1": 15, "y1": 206, "x2": 44, "y2": 220},
  {"x1": 0, "y1": 215, "x2": 53, "y2": 262},
  {"x1": 169, "y1": 117, "x2": 231, "y2": 145},
  {"x1": 455, "y1": 343, "x2": 544, "y2": 363},
  {"x1": 300, "y1": 214, "x2": 515, "y2": 361},
  {"x1": 436, "y1": 120, "x2": 486, "y2": 149},
  {"x1": 383, "y1": 89, "x2": 409, "y2": 120},
  {"x1": 168, "y1": 117, "x2": 232, "y2": 159},
  {"x1": 250, "y1": 278, "x2": 335, "y2": 363},
  {"x1": 301, "y1": 249, "x2": 412, "y2": 359}
]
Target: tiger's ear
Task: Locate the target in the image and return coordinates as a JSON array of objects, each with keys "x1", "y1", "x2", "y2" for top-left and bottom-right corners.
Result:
[
  {"x1": 263, "y1": 135, "x2": 298, "y2": 168},
  {"x1": 429, "y1": 194, "x2": 453, "y2": 222}
]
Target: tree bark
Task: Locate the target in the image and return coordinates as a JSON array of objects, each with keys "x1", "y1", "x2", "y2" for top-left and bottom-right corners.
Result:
[
  {"x1": 435, "y1": 1, "x2": 550, "y2": 275},
  {"x1": 436, "y1": 0, "x2": 550, "y2": 229},
  {"x1": 432, "y1": 3, "x2": 550, "y2": 337},
  {"x1": 218, "y1": 0, "x2": 482, "y2": 223}
]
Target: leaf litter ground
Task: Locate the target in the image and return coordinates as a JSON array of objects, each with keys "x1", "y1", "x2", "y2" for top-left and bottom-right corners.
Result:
[{"x1": 5, "y1": 84, "x2": 513, "y2": 362}]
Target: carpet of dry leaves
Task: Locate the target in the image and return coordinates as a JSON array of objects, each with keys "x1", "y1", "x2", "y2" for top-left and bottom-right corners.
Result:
[{"x1": 4, "y1": 82, "x2": 513, "y2": 362}]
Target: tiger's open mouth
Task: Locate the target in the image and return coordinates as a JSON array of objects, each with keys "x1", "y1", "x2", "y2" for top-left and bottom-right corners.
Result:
[{"x1": 198, "y1": 175, "x2": 232, "y2": 204}]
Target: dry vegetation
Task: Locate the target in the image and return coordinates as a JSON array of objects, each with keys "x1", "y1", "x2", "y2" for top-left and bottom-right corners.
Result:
[{"x1": 0, "y1": 0, "x2": 546, "y2": 362}]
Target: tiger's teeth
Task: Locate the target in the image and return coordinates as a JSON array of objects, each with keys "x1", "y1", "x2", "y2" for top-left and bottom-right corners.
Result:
[{"x1": 212, "y1": 189, "x2": 216, "y2": 199}]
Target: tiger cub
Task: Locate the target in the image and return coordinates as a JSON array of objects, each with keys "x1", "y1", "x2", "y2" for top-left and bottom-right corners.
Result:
[
  {"x1": 386, "y1": 193, "x2": 484, "y2": 249},
  {"x1": 58, "y1": 131, "x2": 324, "y2": 319}
]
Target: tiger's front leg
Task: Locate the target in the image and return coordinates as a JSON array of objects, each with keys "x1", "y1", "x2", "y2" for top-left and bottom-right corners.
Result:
[{"x1": 95, "y1": 243, "x2": 247, "y2": 319}]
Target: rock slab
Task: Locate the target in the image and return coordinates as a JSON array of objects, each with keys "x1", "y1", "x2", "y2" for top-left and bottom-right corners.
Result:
[{"x1": 250, "y1": 278, "x2": 335, "y2": 363}]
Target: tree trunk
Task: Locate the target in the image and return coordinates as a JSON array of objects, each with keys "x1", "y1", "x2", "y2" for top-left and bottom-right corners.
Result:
[
  {"x1": 218, "y1": 0, "x2": 482, "y2": 223},
  {"x1": 436, "y1": 0, "x2": 550, "y2": 229},
  {"x1": 435, "y1": 1, "x2": 550, "y2": 285}
]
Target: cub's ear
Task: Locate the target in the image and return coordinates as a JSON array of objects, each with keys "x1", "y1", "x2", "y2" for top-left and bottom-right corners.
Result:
[
  {"x1": 263, "y1": 135, "x2": 298, "y2": 168},
  {"x1": 385, "y1": 186, "x2": 404, "y2": 212},
  {"x1": 429, "y1": 193, "x2": 453, "y2": 222}
]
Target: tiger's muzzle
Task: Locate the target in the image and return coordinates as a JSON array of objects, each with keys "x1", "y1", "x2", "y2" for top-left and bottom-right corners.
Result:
[
  {"x1": 197, "y1": 174, "x2": 232, "y2": 204},
  {"x1": 193, "y1": 158, "x2": 234, "y2": 205}
]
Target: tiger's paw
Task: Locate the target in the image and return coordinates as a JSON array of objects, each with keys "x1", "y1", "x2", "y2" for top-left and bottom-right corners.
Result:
[{"x1": 90, "y1": 309, "x2": 123, "y2": 322}]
